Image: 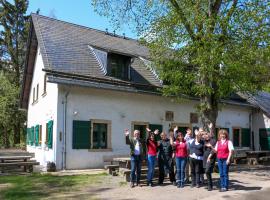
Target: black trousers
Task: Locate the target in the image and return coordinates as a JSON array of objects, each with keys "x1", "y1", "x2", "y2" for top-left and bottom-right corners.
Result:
[
  {"x1": 205, "y1": 160, "x2": 215, "y2": 188},
  {"x1": 190, "y1": 158, "x2": 203, "y2": 185},
  {"x1": 158, "y1": 155, "x2": 175, "y2": 183}
]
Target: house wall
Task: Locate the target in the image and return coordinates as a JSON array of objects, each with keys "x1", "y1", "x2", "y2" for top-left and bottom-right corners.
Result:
[
  {"x1": 26, "y1": 47, "x2": 59, "y2": 169},
  {"x1": 57, "y1": 86, "x2": 251, "y2": 169},
  {"x1": 252, "y1": 110, "x2": 270, "y2": 150}
]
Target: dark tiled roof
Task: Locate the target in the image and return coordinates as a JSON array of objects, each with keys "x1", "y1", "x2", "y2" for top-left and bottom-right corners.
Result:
[
  {"x1": 31, "y1": 14, "x2": 161, "y2": 86},
  {"x1": 242, "y1": 92, "x2": 270, "y2": 117}
]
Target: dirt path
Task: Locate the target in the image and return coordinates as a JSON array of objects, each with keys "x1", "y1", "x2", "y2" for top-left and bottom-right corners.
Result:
[{"x1": 96, "y1": 169, "x2": 270, "y2": 200}]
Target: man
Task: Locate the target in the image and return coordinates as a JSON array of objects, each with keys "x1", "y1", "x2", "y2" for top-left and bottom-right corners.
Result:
[
  {"x1": 125, "y1": 129, "x2": 146, "y2": 188},
  {"x1": 158, "y1": 130, "x2": 176, "y2": 185}
]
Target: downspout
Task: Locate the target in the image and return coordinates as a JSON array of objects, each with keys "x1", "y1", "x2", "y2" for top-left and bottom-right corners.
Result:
[
  {"x1": 62, "y1": 91, "x2": 70, "y2": 170},
  {"x1": 249, "y1": 109, "x2": 254, "y2": 150}
]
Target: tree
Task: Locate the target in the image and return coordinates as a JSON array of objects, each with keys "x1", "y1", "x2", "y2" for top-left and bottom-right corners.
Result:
[
  {"x1": 92, "y1": 0, "x2": 270, "y2": 133},
  {"x1": 0, "y1": 0, "x2": 29, "y2": 145}
]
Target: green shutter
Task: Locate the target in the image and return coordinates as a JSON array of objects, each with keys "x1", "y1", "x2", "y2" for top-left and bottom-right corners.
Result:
[
  {"x1": 149, "y1": 124, "x2": 163, "y2": 140},
  {"x1": 47, "y1": 120, "x2": 53, "y2": 149},
  {"x1": 73, "y1": 120, "x2": 91, "y2": 149},
  {"x1": 31, "y1": 126, "x2": 34, "y2": 146},
  {"x1": 233, "y1": 129, "x2": 240, "y2": 147},
  {"x1": 35, "y1": 125, "x2": 39, "y2": 146},
  {"x1": 259, "y1": 128, "x2": 270, "y2": 150},
  {"x1": 241, "y1": 128, "x2": 250, "y2": 147},
  {"x1": 26, "y1": 128, "x2": 30, "y2": 145}
]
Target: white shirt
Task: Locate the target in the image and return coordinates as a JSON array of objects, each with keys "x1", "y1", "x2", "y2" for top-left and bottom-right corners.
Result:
[
  {"x1": 134, "y1": 140, "x2": 140, "y2": 155},
  {"x1": 214, "y1": 139, "x2": 234, "y2": 151}
]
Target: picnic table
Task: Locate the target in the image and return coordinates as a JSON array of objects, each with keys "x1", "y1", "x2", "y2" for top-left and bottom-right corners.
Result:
[
  {"x1": 0, "y1": 155, "x2": 39, "y2": 173},
  {"x1": 113, "y1": 157, "x2": 131, "y2": 169},
  {"x1": 246, "y1": 151, "x2": 270, "y2": 165}
]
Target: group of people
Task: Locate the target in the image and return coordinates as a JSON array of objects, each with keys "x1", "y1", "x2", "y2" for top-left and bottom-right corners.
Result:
[{"x1": 125, "y1": 125, "x2": 234, "y2": 192}]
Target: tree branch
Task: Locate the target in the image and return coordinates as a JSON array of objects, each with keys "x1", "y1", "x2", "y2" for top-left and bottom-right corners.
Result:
[{"x1": 169, "y1": 0, "x2": 196, "y2": 41}]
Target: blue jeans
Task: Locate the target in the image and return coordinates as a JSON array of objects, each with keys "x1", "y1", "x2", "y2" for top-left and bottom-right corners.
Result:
[
  {"x1": 130, "y1": 155, "x2": 142, "y2": 183},
  {"x1": 175, "y1": 157, "x2": 187, "y2": 184},
  {"x1": 218, "y1": 158, "x2": 229, "y2": 189},
  {"x1": 147, "y1": 155, "x2": 156, "y2": 182}
]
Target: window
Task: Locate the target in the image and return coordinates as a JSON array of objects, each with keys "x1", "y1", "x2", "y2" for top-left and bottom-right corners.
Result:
[
  {"x1": 107, "y1": 53, "x2": 130, "y2": 80},
  {"x1": 130, "y1": 121, "x2": 149, "y2": 143},
  {"x1": 165, "y1": 111, "x2": 174, "y2": 121},
  {"x1": 43, "y1": 75, "x2": 47, "y2": 95},
  {"x1": 171, "y1": 123, "x2": 191, "y2": 137},
  {"x1": 91, "y1": 120, "x2": 111, "y2": 149},
  {"x1": 36, "y1": 84, "x2": 39, "y2": 101},
  {"x1": 32, "y1": 87, "x2": 35, "y2": 103}
]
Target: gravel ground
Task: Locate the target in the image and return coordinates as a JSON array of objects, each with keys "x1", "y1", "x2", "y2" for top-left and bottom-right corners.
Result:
[{"x1": 97, "y1": 167, "x2": 270, "y2": 200}]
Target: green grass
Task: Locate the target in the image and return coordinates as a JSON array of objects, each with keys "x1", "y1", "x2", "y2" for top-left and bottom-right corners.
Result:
[{"x1": 0, "y1": 173, "x2": 107, "y2": 200}]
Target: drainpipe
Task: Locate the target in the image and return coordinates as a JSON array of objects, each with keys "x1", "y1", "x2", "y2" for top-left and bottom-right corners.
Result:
[
  {"x1": 62, "y1": 90, "x2": 70, "y2": 170},
  {"x1": 249, "y1": 109, "x2": 254, "y2": 150}
]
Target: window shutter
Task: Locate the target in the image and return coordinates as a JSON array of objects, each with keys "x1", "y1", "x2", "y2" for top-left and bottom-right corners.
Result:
[
  {"x1": 35, "y1": 125, "x2": 39, "y2": 146},
  {"x1": 31, "y1": 126, "x2": 34, "y2": 145},
  {"x1": 73, "y1": 120, "x2": 91, "y2": 149},
  {"x1": 26, "y1": 128, "x2": 30, "y2": 145},
  {"x1": 47, "y1": 120, "x2": 53, "y2": 149},
  {"x1": 241, "y1": 128, "x2": 251, "y2": 147}
]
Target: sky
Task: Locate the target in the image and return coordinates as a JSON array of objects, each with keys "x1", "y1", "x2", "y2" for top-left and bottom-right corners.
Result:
[{"x1": 27, "y1": 0, "x2": 137, "y2": 39}]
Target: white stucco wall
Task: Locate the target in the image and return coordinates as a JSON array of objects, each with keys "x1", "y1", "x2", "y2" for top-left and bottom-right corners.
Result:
[
  {"x1": 58, "y1": 86, "x2": 252, "y2": 169},
  {"x1": 252, "y1": 110, "x2": 270, "y2": 150},
  {"x1": 26, "y1": 47, "x2": 59, "y2": 169}
]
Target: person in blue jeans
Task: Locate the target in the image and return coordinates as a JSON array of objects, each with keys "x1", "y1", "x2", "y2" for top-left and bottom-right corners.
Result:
[
  {"x1": 125, "y1": 129, "x2": 146, "y2": 188},
  {"x1": 208, "y1": 129, "x2": 234, "y2": 192},
  {"x1": 170, "y1": 131, "x2": 188, "y2": 188},
  {"x1": 146, "y1": 128, "x2": 159, "y2": 186}
]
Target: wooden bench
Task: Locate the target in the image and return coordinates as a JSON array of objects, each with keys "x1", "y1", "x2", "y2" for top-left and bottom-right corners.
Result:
[
  {"x1": 0, "y1": 156, "x2": 39, "y2": 173},
  {"x1": 104, "y1": 164, "x2": 119, "y2": 175}
]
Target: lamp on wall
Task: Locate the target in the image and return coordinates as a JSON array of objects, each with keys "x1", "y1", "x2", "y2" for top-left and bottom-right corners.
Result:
[{"x1": 73, "y1": 111, "x2": 78, "y2": 116}]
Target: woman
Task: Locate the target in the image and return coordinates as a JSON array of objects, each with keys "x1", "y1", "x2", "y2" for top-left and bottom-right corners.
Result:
[
  {"x1": 170, "y1": 131, "x2": 188, "y2": 188},
  {"x1": 204, "y1": 133, "x2": 216, "y2": 191},
  {"x1": 146, "y1": 128, "x2": 159, "y2": 186},
  {"x1": 211, "y1": 129, "x2": 234, "y2": 192},
  {"x1": 189, "y1": 129, "x2": 204, "y2": 188},
  {"x1": 158, "y1": 131, "x2": 175, "y2": 185}
]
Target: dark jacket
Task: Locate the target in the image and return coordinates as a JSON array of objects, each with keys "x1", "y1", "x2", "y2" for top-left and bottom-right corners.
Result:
[
  {"x1": 126, "y1": 134, "x2": 146, "y2": 159},
  {"x1": 158, "y1": 138, "x2": 173, "y2": 159},
  {"x1": 203, "y1": 138, "x2": 216, "y2": 168}
]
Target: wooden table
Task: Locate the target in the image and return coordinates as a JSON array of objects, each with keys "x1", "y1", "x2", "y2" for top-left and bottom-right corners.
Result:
[
  {"x1": 246, "y1": 151, "x2": 270, "y2": 165},
  {"x1": 113, "y1": 157, "x2": 131, "y2": 169},
  {"x1": 0, "y1": 156, "x2": 38, "y2": 173}
]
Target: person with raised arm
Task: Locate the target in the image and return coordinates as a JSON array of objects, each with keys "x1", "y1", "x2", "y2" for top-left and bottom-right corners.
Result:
[
  {"x1": 189, "y1": 129, "x2": 204, "y2": 188},
  {"x1": 184, "y1": 127, "x2": 193, "y2": 183},
  {"x1": 145, "y1": 128, "x2": 159, "y2": 186},
  {"x1": 170, "y1": 131, "x2": 188, "y2": 188},
  {"x1": 208, "y1": 129, "x2": 234, "y2": 192},
  {"x1": 125, "y1": 129, "x2": 146, "y2": 188},
  {"x1": 157, "y1": 129, "x2": 176, "y2": 185},
  {"x1": 203, "y1": 132, "x2": 216, "y2": 191}
]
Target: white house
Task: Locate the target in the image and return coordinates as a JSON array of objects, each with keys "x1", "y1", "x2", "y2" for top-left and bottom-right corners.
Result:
[{"x1": 20, "y1": 14, "x2": 270, "y2": 170}]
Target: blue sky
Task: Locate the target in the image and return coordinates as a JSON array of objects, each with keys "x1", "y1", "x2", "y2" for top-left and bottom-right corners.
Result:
[{"x1": 27, "y1": 0, "x2": 136, "y2": 38}]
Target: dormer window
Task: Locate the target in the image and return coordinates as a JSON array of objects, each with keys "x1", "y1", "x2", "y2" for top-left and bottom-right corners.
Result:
[{"x1": 107, "y1": 53, "x2": 130, "y2": 80}]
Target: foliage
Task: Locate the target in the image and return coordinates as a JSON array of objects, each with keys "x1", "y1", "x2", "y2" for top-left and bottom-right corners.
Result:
[
  {"x1": 92, "y1": 0, "x2": 270, "y2": 130},
  {"x1": 0, "y1": 0, "x2": 29, "y2": 146}
]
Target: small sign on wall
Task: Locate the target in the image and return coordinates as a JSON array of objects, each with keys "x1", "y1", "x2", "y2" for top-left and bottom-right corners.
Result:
[
  {"x1": 190, "y1": 113, "x2": 198, "y2": 123},
  {"x1": 165, "y1": 111, "x2": 174, "y2": 121}
]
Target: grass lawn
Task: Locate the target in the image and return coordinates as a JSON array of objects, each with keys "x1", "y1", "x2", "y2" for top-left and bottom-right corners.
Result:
[{"x1": 0, "y1": 173, "x2": 107, "y2": 200}]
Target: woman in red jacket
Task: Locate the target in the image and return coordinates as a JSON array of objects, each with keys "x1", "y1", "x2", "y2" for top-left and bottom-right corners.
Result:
[
  {"x1": 170, "y1": 131, "x2": 188, "y2": 188},
  {"x1": 208, "y1": 129, "x2": 234, "y2": 192}
]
